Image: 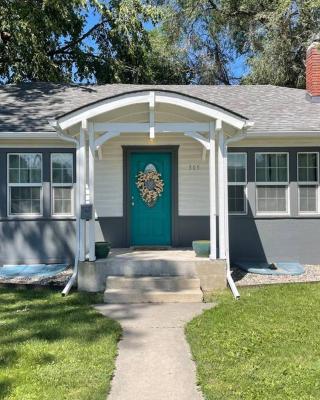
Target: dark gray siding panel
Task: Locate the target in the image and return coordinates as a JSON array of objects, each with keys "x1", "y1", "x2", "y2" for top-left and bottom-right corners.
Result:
[
  {"x1": 0, "y1": 220, "x2": 76, "y2": 264},
  {"x1": 229, "y1": 217, "x2": 320, "y2": 264},
  {"x1": 96, "y1": 217, "x2": 126, "y2": 248}
]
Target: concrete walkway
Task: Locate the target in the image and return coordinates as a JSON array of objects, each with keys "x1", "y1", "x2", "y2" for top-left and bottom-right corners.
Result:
[{"x1": 95, "y1": 303, "x2": 213, "y2": 400}]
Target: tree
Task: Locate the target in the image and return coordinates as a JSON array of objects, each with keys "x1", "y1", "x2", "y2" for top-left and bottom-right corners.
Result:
[
  {"x1": 0, "y1": 0, "x2": 190, "y2": 84},
  {"x1": 160, "y1": 0, "x2": 320, "y2": 87}
]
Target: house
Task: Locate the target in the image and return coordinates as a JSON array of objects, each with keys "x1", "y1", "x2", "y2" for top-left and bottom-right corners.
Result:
[{"x1": 0, "y1": 41, "x2": 320, "y2": 299}]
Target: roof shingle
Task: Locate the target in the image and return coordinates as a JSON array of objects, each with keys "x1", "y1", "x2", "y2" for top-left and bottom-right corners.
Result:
[{"x1": 0, "y1": 83, "x2": 319, "y2": 134}]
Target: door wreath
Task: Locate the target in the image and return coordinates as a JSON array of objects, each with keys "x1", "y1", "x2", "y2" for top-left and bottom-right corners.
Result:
[{"x1": 136, "y1": 170, "x2": 164, "y2": 207}]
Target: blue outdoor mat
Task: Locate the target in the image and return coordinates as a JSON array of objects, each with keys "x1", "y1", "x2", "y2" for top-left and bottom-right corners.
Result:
[
  {"x1": 0, "y1": 264, "x2": 68, "y2": 279},
  {"x1": 235, "y1": 262, "x2": 305, "y2": 276}
]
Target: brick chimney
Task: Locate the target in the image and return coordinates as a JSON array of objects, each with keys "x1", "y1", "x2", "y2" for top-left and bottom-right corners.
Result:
[{"x1": 306, "y1": 41, "x2": 320, "y2": 101}]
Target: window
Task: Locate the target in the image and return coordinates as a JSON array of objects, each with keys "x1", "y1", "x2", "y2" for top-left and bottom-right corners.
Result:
[
  {"x1": 8, "y1": 153, "x2": 42, "y2": 215},
  {"x1": 51, "y1": 153, "x2": 74, "y2": 215},
  {"x1": 297, "y1": 152, "x2": 319, "y2": 214},
  {"x1": 228, "y1": 153, "x2": 247, "y2": 214},
  {"x1": 255, "y1": 153, "x2": 289, "y2": 214}
]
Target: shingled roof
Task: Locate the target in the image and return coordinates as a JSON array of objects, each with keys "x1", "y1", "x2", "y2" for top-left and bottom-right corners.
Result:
[{"x1": 1, "y1": 83, "x2": 319, "y2": 134}]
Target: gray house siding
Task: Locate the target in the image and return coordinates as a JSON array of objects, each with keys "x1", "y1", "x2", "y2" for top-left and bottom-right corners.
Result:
[
  {"x1": 0, "y1": 148, "x2": 76, "y2": 264},
  {"x1": 0, "y1": 146, "x2": 319, "y2": 265}
]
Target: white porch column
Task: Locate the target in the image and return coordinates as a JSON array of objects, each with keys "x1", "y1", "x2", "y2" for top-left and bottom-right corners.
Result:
[
  {"x1": 88, "y1": 122, "x2": 96, "y2": 261},
  {"x1": 218, "y1": 127, "x2": 226, "y2": 259},
  {"x1": 79, "y1": 122, "x2": 87, "y2": 262},
  {"x1": 209, "y1": 121, "x2": 217, "y2": 259},
  {"x1": 223, "y1": 140, "x2": 230, "y2": 263}
]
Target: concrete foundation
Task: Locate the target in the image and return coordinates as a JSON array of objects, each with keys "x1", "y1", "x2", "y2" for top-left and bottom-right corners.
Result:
[{"x1": 78, "y1": 248, "x2": 227, "y2": 294}]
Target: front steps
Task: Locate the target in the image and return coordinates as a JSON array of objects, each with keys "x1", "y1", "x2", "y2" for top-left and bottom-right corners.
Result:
[{"x1": 103, "y1": 276, "x2": 203, "y2": 303}]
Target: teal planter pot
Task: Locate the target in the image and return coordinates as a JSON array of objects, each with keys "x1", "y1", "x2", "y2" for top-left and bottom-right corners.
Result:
[
  {"x1": 192, "y1": 240, "x2": 210, "y2": 257},
  {"x1": 95, "y1": 242, "x2": 111, "y2": 259}
]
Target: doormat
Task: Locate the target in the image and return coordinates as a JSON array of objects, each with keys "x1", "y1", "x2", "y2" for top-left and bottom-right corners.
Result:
[
  {"x1": 0, "y1": 264, "x2": 68, "y2": 279},
  {"x1": 235, "y1": 262, "x2": 305, "y2": 276}
]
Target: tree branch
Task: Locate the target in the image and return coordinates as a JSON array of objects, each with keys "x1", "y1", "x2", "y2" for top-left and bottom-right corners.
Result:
[{"x1": 47, "y1": 20, "x2": 107, "y2": 56}]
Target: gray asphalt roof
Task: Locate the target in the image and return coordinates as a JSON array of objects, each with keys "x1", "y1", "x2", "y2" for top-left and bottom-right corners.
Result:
[{"x1": 0, "y1": 83, "x2": 319, "y2": 134}]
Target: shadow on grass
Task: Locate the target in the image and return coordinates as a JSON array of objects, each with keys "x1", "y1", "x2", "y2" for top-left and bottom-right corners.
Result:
[{"x1": 0, "y1": 288, "x2": 121, "y2": 346}]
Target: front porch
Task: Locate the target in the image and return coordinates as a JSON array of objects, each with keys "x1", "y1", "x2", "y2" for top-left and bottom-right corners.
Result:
[
  {"x1": 78, "y1": 248, "x2": 226, "y2": 302},
  {"x1": 50, "y1": 89, "x2": 252, "y2": 298}
]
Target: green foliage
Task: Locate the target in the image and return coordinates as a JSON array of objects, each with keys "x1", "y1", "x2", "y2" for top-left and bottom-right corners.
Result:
[
  {"x1": 0, "y1": 289, "x2": 121, "y2": 400},
  {"x1": 186, "y1": 283, "x2": 320, "y2": 399},
  {"x1": 161, "y1": 0, "x2": 320, "y2": 87},
  {"x1": 0, "y1": 0, "x2": 188, "y2": 84}
]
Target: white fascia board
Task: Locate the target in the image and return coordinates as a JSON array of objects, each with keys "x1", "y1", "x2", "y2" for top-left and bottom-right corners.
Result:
[
  {"x1": 156, "y1": 94, "x2": 247, "y2": 130},
  {"x1": 58, "y1": 91, "x2": 249, "y2": 131},
  {"x1": 58, "y1": 93, "x2": 150, "y2": 130},
  {"x1": 246, "y1": 131, "x2": 320, "y2": 137},
  {"x1": 0, "y1": 131, "x2": 59, "y2": 139},
  {"x1": 93, "y1": 122, "x2": 209, "y2": 133}
]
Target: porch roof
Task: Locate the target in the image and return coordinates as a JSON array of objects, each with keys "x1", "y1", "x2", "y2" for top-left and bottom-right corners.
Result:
[{"x1": 1, "y1": 83, "x2": 320, "y2": 135}]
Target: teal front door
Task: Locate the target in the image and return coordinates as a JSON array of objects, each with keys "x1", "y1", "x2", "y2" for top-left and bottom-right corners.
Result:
[{"x1": 130, "y1": 152, "x2": 172, "y2": 246}]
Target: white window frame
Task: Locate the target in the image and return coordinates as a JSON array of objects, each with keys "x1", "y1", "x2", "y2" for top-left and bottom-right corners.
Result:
[
  {"x1": 7, "y1": 153, "x2": 43, "y2": 217},
  {"x1": 297, "y1": 152, "x2": 319, "y2": 215},
  {"x1": 51, "y1": 153, "x2": 74, "y2": 216},
  {"x1": 255, "y1": 152, "x2": 290, "y2": 216},
  {"x1": 227, "y1": 152, "x2": 248, "y2": 215}
]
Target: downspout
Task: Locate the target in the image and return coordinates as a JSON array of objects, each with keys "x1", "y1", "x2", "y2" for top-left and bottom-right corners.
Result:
[
  {"x1": 48, "y1": 120, "x2": 80, "y2": 296},
  {"x1": 224, "y1": 130, "x2": 250, "y2": 299}
]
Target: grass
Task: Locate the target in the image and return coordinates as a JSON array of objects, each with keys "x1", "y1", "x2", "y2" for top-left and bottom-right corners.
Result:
[
  {"x1": 0, "y1": 288, "x2": 121, "y2": 400},
  {"x1": 186, "y1": 283, "x2": 320, "y2": 400}
]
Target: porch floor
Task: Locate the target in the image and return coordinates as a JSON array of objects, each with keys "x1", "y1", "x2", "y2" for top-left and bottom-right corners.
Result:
[
  {"x1": 99, "y1": 248, "x2": 204, "y2": 262},
  {"x1": 78, "y1": 248, "x2": 227, "y2": 293}
]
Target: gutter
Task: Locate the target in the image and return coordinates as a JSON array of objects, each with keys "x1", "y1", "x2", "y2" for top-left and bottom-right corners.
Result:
[{"x1": 48, "y1": 119, "x2": 80, "y2": 296}]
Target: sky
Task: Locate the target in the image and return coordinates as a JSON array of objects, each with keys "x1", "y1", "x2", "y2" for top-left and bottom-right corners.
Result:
[{"x1": 84, "y1": 6, "x2": 249, "y2": 82}]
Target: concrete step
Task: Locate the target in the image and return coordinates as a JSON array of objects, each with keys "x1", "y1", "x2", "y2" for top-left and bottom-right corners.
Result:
[
  {"x1": 106, "y1": 276, "x2": 201, "y2": 291},
  {"x1": 103, "y1": 288, "x2": 203, "y2": 304}
]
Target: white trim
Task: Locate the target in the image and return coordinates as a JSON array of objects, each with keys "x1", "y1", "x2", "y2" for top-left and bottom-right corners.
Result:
[
  {"x1": 149, "y1": 92, "x2": 155, "y2": 140},
  {"x1": 93, "y1": 122, "x2": 210, "y2": 133},
  {"x1": 297, "y1": 152, "x2": 319, "y2": 184},
  {"x1": 298, "y1": 185, "x2": 319, "y2": 215},
  {"x1": 184, "y1": 132, "x2": 210, "y2": 150},
  {"x1": 7, "y1": 153, "x2": 43, "y2": 217},
  {"x1": 50, "y1": 153, "x2": 74, "y2": 217},
  {"x1": 255, "y1": 152, "x2": 289, "y2": 185},
  {"x1": 88, "y1": 122, "x2": 96, "y2": 261},
  {"x1": 209, "y1": 121, "x2": 216, "y2": 259},
  {"x1": 95, "y1": 131, "x2": 120, "y2": 149},
  {"x1": 255, "y1": 185, "x2": 290, "y2": 216},
  {"x1": 227, "y1": 152, "x2": 248, "y2": 215},
  {"x1": 79, "y1": 127, "x2": 86, "y2": 262},
  {"x1": 57, "y1": 92, "x2": 248, "y2": 131},
  {"x1": 0, "y1": 132, "x2": 59, "y2": 139},
  {"x1": 218, "y1": 131, "x2": 226, "y2": 259}
]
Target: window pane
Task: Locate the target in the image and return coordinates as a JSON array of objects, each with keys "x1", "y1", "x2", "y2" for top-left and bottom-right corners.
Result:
[
  {"x1": 228, "y1": 185, "x2": 246, "y2": 213},
  {"x1": 9, "y1": 155, "x2": 19, "y2": 168},
  {"x1": 53, "y1": 187, "x2": 72, "y2": 214},
  {"x1": 9, "y1": 169, "x2": 19, "y2": 183},
  {"x1": 257, "y1": 186, "x2": 287, "y2": 213},
  {"x1": 256, "y1": 153, "x2": 288, "y2": 183},
  {"x1": 51, "y1": 154, "x2": 73, "y2": 184},
  {"x1": 298, "y1": 153, "x2": 318, "y2": 183},
  {"x1": 228, "y1": 153, "x2": 246, "y2": 183},
  {"x1": 299, "y1": 186, "x2": 317, "y2": 213},
  {"x1": 9, "y1": 153, "x2": 42, "y2": 184},
  {"x1": 10, "y1": 187, "x2": 41, "y2": 214},
  {"x1": 62, "y1": 168, "x2": 73, "y2": 184}
]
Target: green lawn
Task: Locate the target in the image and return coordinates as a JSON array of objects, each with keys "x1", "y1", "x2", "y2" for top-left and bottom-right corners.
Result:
[
  {"x1": 186, "y1": 283, "x2": 320, "y2": 400},
  {"x1": 0, "y1": 288, "x2": 121, "y2": 400}
]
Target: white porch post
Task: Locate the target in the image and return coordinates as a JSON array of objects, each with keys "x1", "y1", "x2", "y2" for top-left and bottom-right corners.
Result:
[
  {"x1": 79, "y1": 122, "x2": 87, "y2": 262},
  {"x1": 88, "y1": 122, "x2": 96, "y2": 261},
  {"x1": 218, "y1": 125, "x2": 226, "y2": 259},
  {"x1": 209, "y1": 121, "x2": 217, "y2": 259},
  {"x1": 223, "y1": 140, "x2": 230, "y2": 263}
]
